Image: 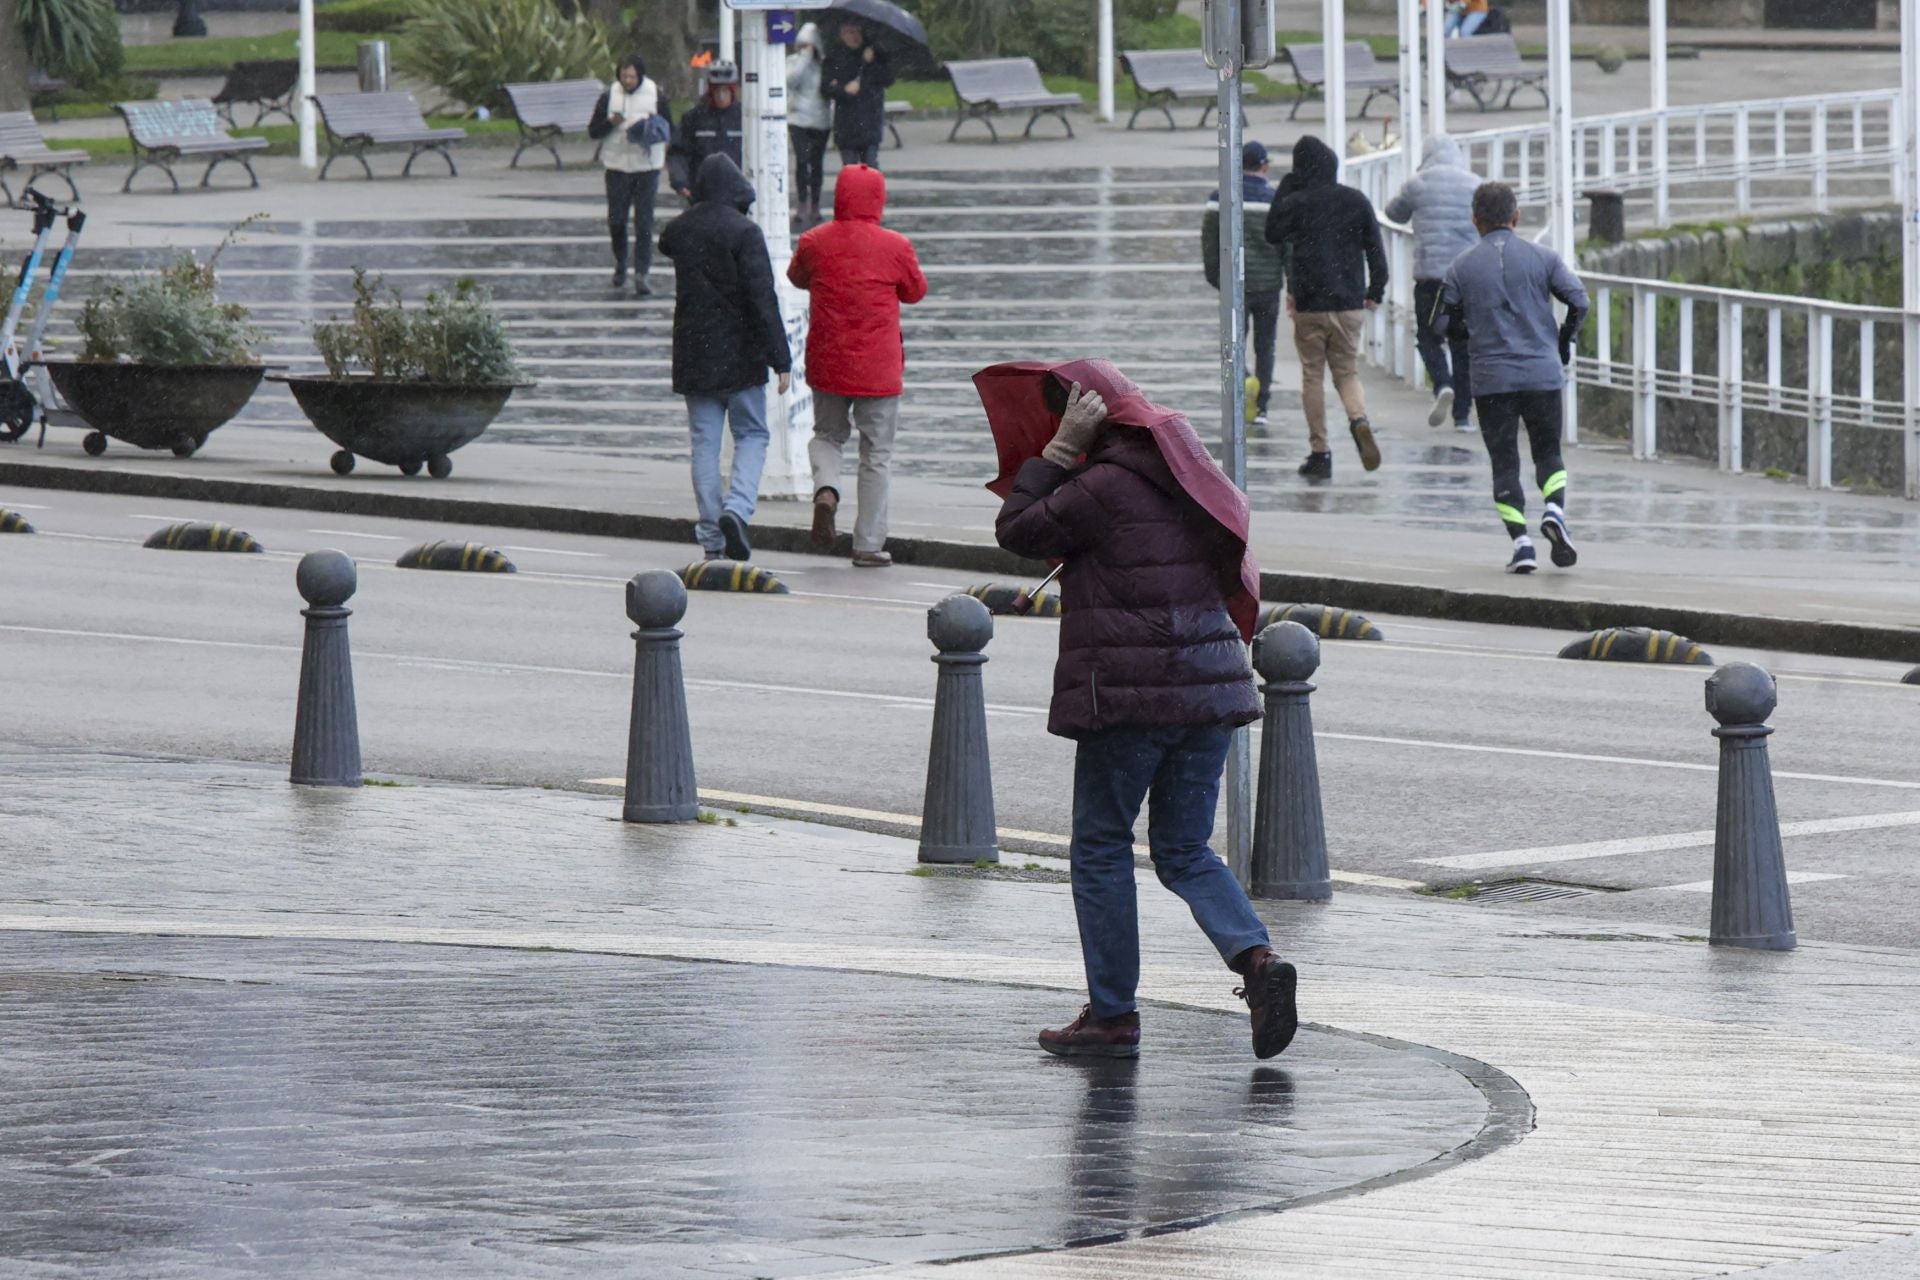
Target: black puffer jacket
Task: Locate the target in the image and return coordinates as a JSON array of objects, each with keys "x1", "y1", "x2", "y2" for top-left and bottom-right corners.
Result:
[
  {"x1": 657, "y1": 154, "x2": 792, "y2": 396},
  {"x1": 822, "y1": 41, "x2": 893, "y2": 152},
  {"x1": 995, "y1": 429, "x2": 1261, "y2": 740},
  {"x1": 1263, "y1": 135, "x2": 1387, "y2": 313}
]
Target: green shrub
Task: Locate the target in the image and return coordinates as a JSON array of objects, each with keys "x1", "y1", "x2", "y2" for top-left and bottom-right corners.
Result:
[
  {"x1": 17, "y1": 0, "x2": 124, "y2": 88},
  {"x1": 905, "y1": 0, "x2": 1179, "y2": 73},
  {"x1": 398, "y1": 0, "x2": 618, "y2": 114},
  {"x1": 314, "y1": 269, "x2": 520, "y2": 384},
  {"x1": 77, "y1": 254, "x2": 261, "y2": 367},
  {"x1": 315, "y1": 0, "x2": 421, "y2": 35}
]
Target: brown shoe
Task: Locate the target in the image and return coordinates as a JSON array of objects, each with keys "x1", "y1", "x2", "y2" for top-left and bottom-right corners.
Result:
[
  {"x1": 1038, "y1": 1005, "x2": 1141, "y2": 1058},
  {"x1": 1236, "y1": 951, "x2": 1299, "y2": 1060},
  {"x1": 1350, "y1": 416, "x2": 1381, "y2": 472},
  {"x1": 810, "y1": 487, "x2": 839, "y2": 552},
  {"x1": 851, "y1": 549, "x2": 892, "y2": 568}
]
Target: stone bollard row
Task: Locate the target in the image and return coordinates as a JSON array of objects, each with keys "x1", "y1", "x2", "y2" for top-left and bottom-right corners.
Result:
[{"x1": 918, "y1": 595, "x2": 999, "y2": 864}]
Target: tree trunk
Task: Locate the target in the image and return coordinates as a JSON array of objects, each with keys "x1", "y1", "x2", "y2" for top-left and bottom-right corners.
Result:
[
  {"x1": 0, "y1": 0, "x2": 34, "y2": 113},
  {"x1": 632, "y1": 0, "x2": 704, "y2": 101}
]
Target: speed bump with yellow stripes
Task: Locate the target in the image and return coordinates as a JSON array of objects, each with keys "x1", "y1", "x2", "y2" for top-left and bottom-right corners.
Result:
[
  {"x1": 396, "y1": 541, "x2": 517, "y2": 573},
  {"x1": 0, "y1": 508, "x2": 34, "y2": 534},
  {"x1": 964, "y1": 582, "x2": 1062, "y2": 618},
  {"x1": 142, "y1": 521, "x2": 263, "y2": 553},
  {"x1": 679, "y1": 560, "x2": 789, "y2": 594},
  {"x1": 1256, "y1": 603, "x2": 1382, "y2": 641},
  {"x1": 1558, "y1": 626, "x2": 1713, "y2": 666}
]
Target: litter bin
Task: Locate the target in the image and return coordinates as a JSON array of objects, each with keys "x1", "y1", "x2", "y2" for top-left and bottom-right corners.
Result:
[
  {"x1": 358, "y1": 41, "x2": 391, "y2": 94},
  {"x1": 1587, "y1": 189, "x2": 1626, "y2": 245}
]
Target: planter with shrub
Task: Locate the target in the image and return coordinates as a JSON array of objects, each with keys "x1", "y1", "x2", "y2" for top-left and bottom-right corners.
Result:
[{"x1": 275, "y1": 269, "x2": 527, "y2": 479}]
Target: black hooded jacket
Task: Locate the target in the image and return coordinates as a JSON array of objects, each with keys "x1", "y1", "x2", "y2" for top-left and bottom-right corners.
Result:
[
  {"x1": 1263, "y1": 136, "x2": 1388, "y2": 313},
  {"x1": 657, "y1": 155, "x2": 793, "y2": 396}
]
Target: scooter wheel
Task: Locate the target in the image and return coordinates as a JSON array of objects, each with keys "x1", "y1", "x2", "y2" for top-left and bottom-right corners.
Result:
[
  {"x1": 426, "y1": 453, "x2": 452, "y2": 479},
  {"x1": 329, "y1": 449, "x2": 355, "y2": 476},
  {"x1": 398, "y1": 459, "x2": 422, "y2": 477},
  {"x1": 171, "y1": 435, "x2": 198, "y2": 458},
  {"x1": 82, "y1": 431, "x2": 108, "y2": 457}
]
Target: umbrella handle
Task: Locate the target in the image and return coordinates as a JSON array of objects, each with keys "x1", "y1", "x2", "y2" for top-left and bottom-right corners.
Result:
[{"x1": 1011, "y1": 562, "x2": 1064, "y2": 615}]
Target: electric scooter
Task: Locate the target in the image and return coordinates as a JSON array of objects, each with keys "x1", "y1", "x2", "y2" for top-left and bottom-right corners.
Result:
[{"x1": 1, "y1": 190, "x2": 87, "y2": 444}]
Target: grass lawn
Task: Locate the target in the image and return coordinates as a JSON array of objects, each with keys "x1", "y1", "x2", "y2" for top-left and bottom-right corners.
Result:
[
  {"x1": 64, "y1": 114, "x2": 520, "y2": 162},
  {"x1": 122, "y1": 30, "x2": 370, "y2": 76}
]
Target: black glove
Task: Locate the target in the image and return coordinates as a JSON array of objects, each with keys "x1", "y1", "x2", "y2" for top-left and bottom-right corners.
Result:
[{"x1": 1558, "y1": 332, "x2": 1574, "y2": 368}]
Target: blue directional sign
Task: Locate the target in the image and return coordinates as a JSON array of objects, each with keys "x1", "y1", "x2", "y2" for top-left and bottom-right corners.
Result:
[{"x1": 767, "y1": 9, "x2": 798, "y2": 42}]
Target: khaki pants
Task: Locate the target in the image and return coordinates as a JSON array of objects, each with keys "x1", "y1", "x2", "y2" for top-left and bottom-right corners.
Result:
[
  {"x1": 1292, "y1": 309, "x2": 1369, "y2": 453},
  {"x1": 809, "y1": 391, "x2": 899, "y2": 553}
]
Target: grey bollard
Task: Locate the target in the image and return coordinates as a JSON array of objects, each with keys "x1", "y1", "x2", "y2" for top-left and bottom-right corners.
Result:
[
  {"x1": 919, "y1": 595, "x2": 998, "y2": 864},
  {"x1": 1705, "y1": 663, "x2": 1796, "y2": 950},
  {"x1": 290, "y1": 550, "x2": 362, "y2": 787},
  {"x1": 623, "y1": 570, "x2": 699, "y2": 823},
  {"x1": 1249, "y1": 621, "x2": 1331, "y2": 900}
]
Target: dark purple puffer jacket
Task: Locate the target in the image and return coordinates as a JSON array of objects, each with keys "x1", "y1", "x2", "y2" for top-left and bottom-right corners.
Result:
[{"x1": 995, "y1": 427, "x2": 1261, "y2": 740}]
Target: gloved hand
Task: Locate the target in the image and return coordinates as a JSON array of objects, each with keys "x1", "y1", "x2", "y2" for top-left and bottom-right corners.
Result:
[
  {"x1": 1041, "y1": 381, "x2": 1107, "y2": 468},
  {"x1": 1558, "y1": 329, "x2": 1575, "y2": 368}
]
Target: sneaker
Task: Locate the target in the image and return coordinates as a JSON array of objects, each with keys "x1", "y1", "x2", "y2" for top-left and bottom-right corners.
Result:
[
  {"x1": 702, "y1": 548, "x2": 726, "y2": 561},
  {"x1": 611, "y1": 269, "x2": 627, "y2": 289},
  {"x1": 1038, "y1": 1005, "x2": 1141, "y2": 1058},
  {"x1": 1252, "y1": 412, "x2": 1269, "y2": 427},
  {"x1": 1244, "y1": 375, "x2": 1260, "y2": 423},
  {"x1": 1454, "y1": 418, "x2": 1477, "y2": 434},
  {"x1": 718, "y1": 512, "x2": 752, "y2": 562},
  {"x1": 1506, "y1": 541, "x2": 1538, "y2": 574},
  {"x1": 1428, "y1": 386, "x2": 1455, "y2": 428},
  {"x1": 635, "y1": 274, "x2": 654, "y2": 298},
  {"x1": 1297, "y1": 451, "x2": 1332, "y2": 479},
  {"x1": 1349, "y1": 417, "x2": 1381, "y2": 471},
  {"x1": 851, "y1": 549, "x2": 892, "y2": 568},
  {"x1": 1541, "y1": 510, "x2": 1578, "y2": 568},
  {"x1": 810, "y1": 487, "x2": 838, "y2": 552},
  {"x1": 1235, "y1": 952, "x2": 1299, "y2": 1060}
]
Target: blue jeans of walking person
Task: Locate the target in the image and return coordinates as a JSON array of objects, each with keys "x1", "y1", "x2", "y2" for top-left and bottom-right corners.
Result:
[
  {"x1": 685, "y1": 385, "x2": 769, "y2": 555},
  {"x1": 1070, "y1": 724, "x2": 1273, "y2": 1019}
]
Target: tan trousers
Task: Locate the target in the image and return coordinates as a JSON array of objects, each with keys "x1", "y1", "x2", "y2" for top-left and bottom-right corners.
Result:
[{"x1": 1292, "y1": 309, "x2": 1369, "y2": 453}]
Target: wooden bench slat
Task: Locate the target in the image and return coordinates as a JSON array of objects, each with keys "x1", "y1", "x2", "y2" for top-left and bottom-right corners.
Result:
[{"x1": 114, "y1": 99, "x2": 261, "y2": 194}]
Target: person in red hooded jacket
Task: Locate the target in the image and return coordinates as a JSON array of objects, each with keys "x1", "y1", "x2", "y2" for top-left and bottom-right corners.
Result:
[{"x1": 787, "y1": 164, "x2": 928, "y2": 567}]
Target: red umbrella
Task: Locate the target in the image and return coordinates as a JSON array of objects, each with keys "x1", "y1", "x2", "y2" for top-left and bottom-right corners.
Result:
[{"x1": 973, "y1": 359, "x2": 1262, "y2": 642}]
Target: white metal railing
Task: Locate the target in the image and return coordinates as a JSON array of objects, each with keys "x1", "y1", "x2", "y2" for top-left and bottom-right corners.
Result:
[{"x1": 1341, "y1": 88, "x2": 1918, "y2": 496}]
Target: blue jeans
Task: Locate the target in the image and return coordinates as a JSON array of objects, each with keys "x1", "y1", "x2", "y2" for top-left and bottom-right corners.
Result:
[
  {"x1": 1070, "y1": 725, "x2": 1272, "y2": 1019},
  {"x1": 685, "y1": 386, "x2": 769, "y2": 554},
  {"x1": 1446, "y1": 9, "x2": 1488, "y2": 36}
]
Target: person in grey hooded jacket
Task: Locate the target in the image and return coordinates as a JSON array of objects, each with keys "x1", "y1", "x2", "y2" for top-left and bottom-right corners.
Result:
[{"x1": 1385, "y1": 134, "x2": 1481, "y2": 432}]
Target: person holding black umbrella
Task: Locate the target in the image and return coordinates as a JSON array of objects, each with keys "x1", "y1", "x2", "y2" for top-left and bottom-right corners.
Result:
[{"x1": 822, "y1": 20, "x2": 893, "y2": 169}]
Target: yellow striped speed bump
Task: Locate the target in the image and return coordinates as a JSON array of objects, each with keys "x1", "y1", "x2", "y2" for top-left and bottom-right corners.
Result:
[
  {"x1": 963, "y1": 582, "x2": 1063, "y2": 618},
  {"x1": 1558, "y1": 626, "x2": 1713, "y2": 665},
  {"x1": 396, "y1": 541, "x2": 517, "y2": 573},
  {"x1": 1257, "y1": 603, "x2": 1382, "y2": 641},
  {"x1": 0, "y1": 508, "x2": 34, "y2": 534},
  {"x1": 142, "y1": 521, "x2": 264, "y2": 553},
  {"x1": 679, "y1": 560, "x2": 789, "y2": 594}
]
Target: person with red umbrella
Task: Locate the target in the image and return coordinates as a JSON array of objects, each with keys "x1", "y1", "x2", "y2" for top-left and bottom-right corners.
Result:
[{"x1": 981, "y1": 359, "x2": 1299, "y2": 1061}]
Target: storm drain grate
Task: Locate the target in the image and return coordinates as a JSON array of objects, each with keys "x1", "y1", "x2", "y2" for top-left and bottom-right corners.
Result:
[{"x1": 1471, "y1": 879, "x2": 1614, "y2": 904}]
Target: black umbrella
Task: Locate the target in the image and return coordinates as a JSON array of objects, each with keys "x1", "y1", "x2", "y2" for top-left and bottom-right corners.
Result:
[{"x1": 817, "y1": 0, "x2": 929, "y2": 52}]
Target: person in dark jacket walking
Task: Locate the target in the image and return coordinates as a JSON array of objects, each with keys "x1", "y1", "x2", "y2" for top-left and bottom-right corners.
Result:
[
  {"x1": 586, "y1": 54, "x2": 667, "y2": 296},
  {"x1": 989, "y1": 359, "x2": 1299, "y2": 1063},
  {"x1": 1202, "y1": 140, "x2": 1285, "y2": 427},
  {"x1": 1385, "y1": 134, "x2": 1481, "y2": 431},
  {"x1": 822, "y1": 21, "x2": 893, "y2": 168},
  {"x1": 667, "y1": 63, "x2": 743, "y2": 201},
  {"x1": 1438, "y1": 182, "x2": 1590, "y2": 574},
  {"x1": 658, "y1": 154, "x2": 793, "y2": 561},
  {"x1": 1264, "y1": 135, "x2": 1387, "y2": 479}
]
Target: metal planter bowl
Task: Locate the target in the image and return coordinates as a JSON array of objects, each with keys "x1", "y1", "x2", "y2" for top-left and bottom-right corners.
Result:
[
  {"x1": 272, "y1": 375, "x2": 529, "y2": 479},
  {"x1": 41, "y1": 361, "x2": 268, "y2": 458}
]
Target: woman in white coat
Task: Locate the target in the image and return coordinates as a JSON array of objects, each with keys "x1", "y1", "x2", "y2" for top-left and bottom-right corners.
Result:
[
  {"x1": 786, "y1": 23, "x2": 833, "y2": 226},
  {"x1": 587, "y1": 54, "x2": 667, "y2": 296}
]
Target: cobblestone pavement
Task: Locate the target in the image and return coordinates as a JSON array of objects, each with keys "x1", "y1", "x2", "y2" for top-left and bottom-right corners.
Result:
[{"x1": 4, "y1": 748, "x2": 1920, "y2": 1276}]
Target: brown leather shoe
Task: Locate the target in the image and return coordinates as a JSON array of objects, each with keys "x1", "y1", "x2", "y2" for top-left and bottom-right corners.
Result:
[
  {"x1": 1350, "y1": 416, "x2": 1381, "y2": 472},
  {"x1": 1237, "y1": 953, "x2": 1299, "y2": 1060},
  {"x1": 810, "y1": 487, "x2": 838, "y2": 552},
  {"x1": 1038, "y1": 1005, "x2": 1140, "y2": 1058},
  {"x1": 851, "y1": 549, "x2": 892, "y2": 568}
]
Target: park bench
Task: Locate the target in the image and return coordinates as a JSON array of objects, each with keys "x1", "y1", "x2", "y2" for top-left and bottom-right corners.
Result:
[
  {"x1": 503, "y1": 78, "x2": 604, "y2": 169},
  {"x1": 1445, "y1": 33, "x2": 1549, "y2": 111},
  {"x1": 1122, "y1": 49, "x2": 1217, "y2": 129},
  {"x1": 945, "y1": 58, "x2": 1082, "y2": 142},
  {"x1": 0, "y1": 112, "x2": 86, "y2": 208},
  {"x1": 115, "y1": 99, "x2": 268, "y2": 193},
  {"x1": 28, "y1": 69, "x2": 65, "y2": 121},
  {"x1": 886, "y1": 98, "x2": 909, "y2": 148},
  {"x1": 211, "y1": 59, "x2": 299, "y2": 127},
  {"x1": 1281, "y1": 41, "x2": 1400, "y2": 121},
  {"x1": 311, "y1": 91, "x2": 467, "y2": 179}
]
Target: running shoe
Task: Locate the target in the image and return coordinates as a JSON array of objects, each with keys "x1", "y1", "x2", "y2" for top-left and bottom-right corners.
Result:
[
  {"x1": 1506, "y1": 541, "x2": 1538, "y2": 574},
  {"x1": 1541, "y1": 510, "x2": 1578, "y2": 568},
  {"x1": 1428, "y1": 386, "x2": 1455, "y2": 428}
]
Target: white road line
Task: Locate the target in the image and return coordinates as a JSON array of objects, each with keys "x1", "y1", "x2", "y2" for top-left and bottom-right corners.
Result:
[
  {"x1": 306, "y1": 529, "x2": 404, "y2": 541},
  {"x1": 1, "y1": 501, "x2": 49, "y2": 509},
  {"x1": 1419, "y1": 809, "x2": 1920, "y2": 871},
  {"x1": 494, "y1": 545, "x2": 606, "y2": 558},
  {"x1": 1655, "y1": 871, "x2": 1849, "y2": 892}
]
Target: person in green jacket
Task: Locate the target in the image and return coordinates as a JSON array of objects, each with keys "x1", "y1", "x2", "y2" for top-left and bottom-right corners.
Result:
[{"x1": 1202, "y1": 140, "x2": 1286, "y2": 426}]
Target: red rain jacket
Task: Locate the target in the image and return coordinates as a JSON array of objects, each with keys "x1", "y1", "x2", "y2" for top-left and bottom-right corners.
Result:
[{"x1": 788, "y1": 165, "x2": 928, "y2": 398}]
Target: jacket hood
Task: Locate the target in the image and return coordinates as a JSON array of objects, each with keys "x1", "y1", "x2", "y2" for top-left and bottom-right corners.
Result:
[
  {"x1": 973, "y1": 358, "x2": 1261, "y2": 642},
  {"x1": 1291, "y1": 135, "x2": 1340, "y2": 188},
  {"x1": 692, "y1": 152, "x2": 754, "y2": 211},
  {"x1": 833, "y1": 164, "x2": 886, "y2": 222},
  {"x1": 795, "y1": 20, "x2": 820, "y2": 48},
  {"x1": 1421, "y1": 134, "x2": 1465, "y2": 170}
]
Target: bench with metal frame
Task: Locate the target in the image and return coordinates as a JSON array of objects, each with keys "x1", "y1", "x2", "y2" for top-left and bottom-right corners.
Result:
[
  {"x1": 1281, "y1": 41, "x2": 1401, "y2": 121},
  {"x1": 1120, "y1": 48, "x2": 1259, "y2": 129},
  {"x1": 115, "y1": 99, "x2": 268, "y2": 193},
  {"x1": 885, "y1": 98, "x2": 909, "y2": 148},
  {"x1": 212, "y1": 59, "x2": 300, "y2": 127},
  {"x1": 28, "y1": 69, "x2": 66, "y2": 122},
  {"x1": 311, "y1": 91, "x2": 467, "y2": 179},
  {"x1": 945, "y1": 58, "x2": 1082, "y2": 143},
  {"x1": 0, "y1": 113, "x2": 86, "y2": 208},
  {"x1": 1445, "y1": 34, "x2": 1550, "y2": 111},
  {"x1": 503, "y1": 78, "x2": 605, "y2": 169}
]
